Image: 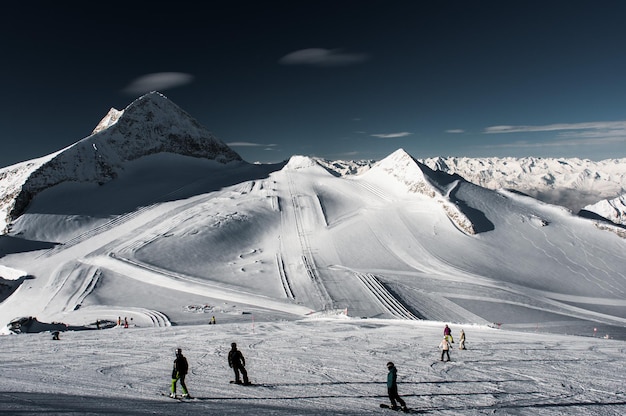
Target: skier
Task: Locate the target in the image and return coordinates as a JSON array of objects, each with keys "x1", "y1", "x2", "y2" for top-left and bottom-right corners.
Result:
[
  {"x1": 228, "y1": 342, "x2": 250, "y2": 385},
  {"x1": 444, "y1": 324, "x2": 453, "y2": 343},
  {"x1": 439, "y1": 336, "x2": 451, "y2": 361},
  {"x1": 170, "y1": 348, "x2": 191, "y2": 398},
  {"x1": 459, "y1": 329, "x2": 466, "y2": 350},
  {"x1": 210, "y1": 316, "x2": 216, "y2": 325},
  {"x1": 385, "y1": 362, "x2": 407, "y2": 411}
]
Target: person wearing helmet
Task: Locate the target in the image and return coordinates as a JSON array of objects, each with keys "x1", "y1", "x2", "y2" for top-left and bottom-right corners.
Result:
[
  {"x1": 386, "y1": 362, "x2": 407, "y2": 411},
  {"x1": 228, "y1": 342, "x2": 250, "y2": 385},
  {"x1": 170, "y1": 348, "x2": 191, "y2": 398},
  {"x1": 439, "y1": 336, "x2": 451, "y2": 361}
]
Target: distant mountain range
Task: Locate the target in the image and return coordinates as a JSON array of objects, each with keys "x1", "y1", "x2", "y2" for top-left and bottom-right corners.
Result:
[{"x1": 1, "y1": 91, "x2": 625, "y2": 235}]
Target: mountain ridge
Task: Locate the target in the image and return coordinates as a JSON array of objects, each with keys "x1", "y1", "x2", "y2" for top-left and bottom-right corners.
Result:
[
  {"x1": 1, "y1": 92, "x2": 625, "y2": 235},
  {"x1": 0, "y1": 92, "x2": 241, "y2": 232}
]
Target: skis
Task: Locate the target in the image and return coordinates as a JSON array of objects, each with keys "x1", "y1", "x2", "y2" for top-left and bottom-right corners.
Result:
[
  {"x1": 380, "y1": 403, "x2": 412, "y2": 413},
  {"x1": 230, "y1": 380, "x2": 253, "y2": 385},
  {"x1": 161, "y1": 392, "x2": 193, "y2": 401}
]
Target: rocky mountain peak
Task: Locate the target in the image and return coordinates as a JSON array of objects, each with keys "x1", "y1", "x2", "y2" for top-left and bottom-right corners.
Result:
[{"x1": 0, "y1": 92, "x2": 242, "y2": 232}]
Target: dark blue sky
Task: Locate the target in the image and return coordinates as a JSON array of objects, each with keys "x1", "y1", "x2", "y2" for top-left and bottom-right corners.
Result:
[{"x1": 2, "y1": 1, "x2": 626, "y2": 167}]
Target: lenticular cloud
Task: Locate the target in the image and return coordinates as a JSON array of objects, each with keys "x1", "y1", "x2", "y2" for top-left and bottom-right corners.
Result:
[{"x1": 123, "y1": 72, "x2": 194, "y2": 94}]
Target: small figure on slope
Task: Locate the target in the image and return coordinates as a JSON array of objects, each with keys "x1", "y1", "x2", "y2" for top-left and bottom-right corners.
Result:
[
  {"x1": 385, "y1": 361, "x2": 408, "y2": 412},
  {"x1": 443, "y1": 324, "x2": 454, "y2": 343},
  {"x1": 228, "y1": 342, "x2": 250, "y2": 385},
  {"x1": 170, "y1": 348, "x2": 191, "y2": 399},
  {"x1": 439, "y1": 336, "x2": 451, "y2": 362},
  {"x1": 459, "y1": 329, "x2": 466, "y2": 350}
]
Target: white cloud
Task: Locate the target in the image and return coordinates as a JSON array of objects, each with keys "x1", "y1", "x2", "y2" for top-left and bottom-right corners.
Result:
[
  {"x1": 484, "y1": 121, "x2": 626, "y2": 134},
  {"x1": 227, "y1": 142, "x2": 277, "y2": 147},
  {"x1": 370, "y1": 132, "x2": 412, "y2": 139},
  {"x1": 486, "y1": 135, "x2": 626, "y2": 149},
  {"x1": 446, "y1": 129, "x2": 465, "y2": 134},
  {"x1": 279, "y1": 48, "x2": 370, "y2": 67},
  {"x1": 123, "y1": 72, "x2": 194, "y2": 95},
  {"x1": 483, "y1": 120, "x2": 626, "y2": 149}
]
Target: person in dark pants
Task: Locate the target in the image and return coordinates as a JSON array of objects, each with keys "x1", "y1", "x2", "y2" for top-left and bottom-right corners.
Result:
[
  {"x1": 170, "y1": 348, "x2": 191, "y2": 398},
  {"x1": 439, "y1": 336, "x2": 451, "y2": 361},
  {"x1": 386, "y1": 362, "x2": 407, "y2": 411},
  {"x1": 228, "y1": 342, "x2": 250, "y2": 385}
]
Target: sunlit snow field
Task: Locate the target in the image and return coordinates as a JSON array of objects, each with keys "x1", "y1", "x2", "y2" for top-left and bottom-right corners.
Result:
[{"x1": 0, "y1": 96, "x2": 625, "y2": 415}]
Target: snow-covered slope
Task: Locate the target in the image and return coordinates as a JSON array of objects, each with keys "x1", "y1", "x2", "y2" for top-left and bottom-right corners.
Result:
[
  {"x1": 0, "y1": 93, "x2": 625, "y2": 350},
  {"x1": 0, "y1": 95, "x2": 625, "y2": 416},
  {"x1": 421, "y1": 156, "x2": 626, "y2": 214},
  {"x1": 1, "y1": 318, "x2": 624, "y2": 415},
  {"x1": 582, "y1": 193, "x2": 626, "y2": 226},
  {"x1": 0, "y1": 92, "x2": 241, "y2": 233},
  {"x1": 1, "y1": 148, "x2": 624, "y2": 343}
]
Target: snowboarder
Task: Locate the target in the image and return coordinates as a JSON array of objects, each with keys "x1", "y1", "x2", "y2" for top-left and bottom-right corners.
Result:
[
  {"x1": 228, "y1": 342, "x2": 250, "y2": 385},
  {"x1": 170, "y1": 348, "x2": 191, "y2": 398},
  {"x1": 51, "y1": 331, "x2": 60, "y2": 340},
  {"x1": 439, "y1": 336, "x2": 451, "y2": 361},
  {"x1": 459, "y1": 329, "x2": 466, "y2": 350},
  {"x1": 210, "y1": 316, "x2": 216, "y2": 325},
  {"x1": 385, "y1": 362, "x2": 407, "y2": 411}
]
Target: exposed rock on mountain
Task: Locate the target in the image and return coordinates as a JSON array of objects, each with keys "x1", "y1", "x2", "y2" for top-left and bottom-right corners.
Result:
[
  {"x1": 0, "y1": 92, "x2": 241, "y2": 232},
  {"x1": 421, "y1": 156, "x2": 626, "y2": 214},
  {"x1": 582, "y1": 193, "x2": 626, "y2": 226}
]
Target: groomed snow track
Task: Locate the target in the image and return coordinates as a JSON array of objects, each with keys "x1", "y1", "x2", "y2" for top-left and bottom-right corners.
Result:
[{"x1": 355, "y1": 272, "x2": 419, "y2": 320}]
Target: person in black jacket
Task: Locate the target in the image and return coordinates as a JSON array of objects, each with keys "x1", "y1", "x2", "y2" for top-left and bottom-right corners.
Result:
[
  {"x1": 386, "y1": 362, "x2": 407, "y2": 411},
  {"x1": 170, "y1": 348, "x2": 191, "y2": 398},
  {"x1": 228, "y1": 342, "x2": 250, "y2": 385}
]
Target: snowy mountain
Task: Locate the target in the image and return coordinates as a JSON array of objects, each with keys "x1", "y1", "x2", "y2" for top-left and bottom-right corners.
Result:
[
  {"x1": 313, "y1": 155, "x2": 626, "y2": 224},
  {"x1": 582, "y1": 193, "x2": 626, "y2": 226},
  {"x1": 420, "y1": 156, "x2": 626, "y2": 214},
  {"x1": 0, "y1": 91, "x2": 241, "y2": 233},
  {"x1": 0, "y1": 94, "x2": 625, "y2": 414}
]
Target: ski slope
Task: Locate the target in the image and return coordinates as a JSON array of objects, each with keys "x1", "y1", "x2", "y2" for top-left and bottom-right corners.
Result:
[{"x1": 1, "y1": 150, "x2": 625, "y2": 414}]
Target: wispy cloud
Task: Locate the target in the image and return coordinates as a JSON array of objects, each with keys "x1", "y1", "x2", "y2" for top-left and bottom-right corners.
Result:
[
  {"x1": 446, "y1": 129, "x2": 465, "y2": 134},
  {"x1": 370, "y1": 132, "x2": 412, "y2": 139},
  {"x1": 227, "y1": 142, "x2": 277, "y2": 147},
  {"x1": 279, "y1": 48, "x2": 370, "y2": 67},
  {"x1": 485, "y1": 135, "x2": 626, "y2": 149},
  {"x1": 483, "y1": 120, "x2": 626, "y2": 149},
  {"x1": 123, "y1": 72, "x2": 194, "y2": 95},
  {"x1": 484, "y1": 121, "x2": 626, "y2": 134}
]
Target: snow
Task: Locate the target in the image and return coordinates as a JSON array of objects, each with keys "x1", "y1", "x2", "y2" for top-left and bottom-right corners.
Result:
[
  {"x1": 421, "y1": 156, "x2": 626, "y2": 214},
  {"x1": 0, "y1": 151, "x2": 624, "y2": 414},
  {"x1": 1, "y1": 319, "x2": 624, "y2": 415},
  {"x1": 0, "y1": 93, "x2": 625, "y2": 414},
  {"x1": 583, "y1": 193, "x2": 626, "y2": 226}
]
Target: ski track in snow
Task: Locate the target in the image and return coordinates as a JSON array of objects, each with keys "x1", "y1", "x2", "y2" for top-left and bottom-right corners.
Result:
[
  {"x1": 0, "y1": 319, "x2": 624, "y2": 415},
  {"x1": 2, "y1": 153, "x2": 626, "y2": 414}
]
